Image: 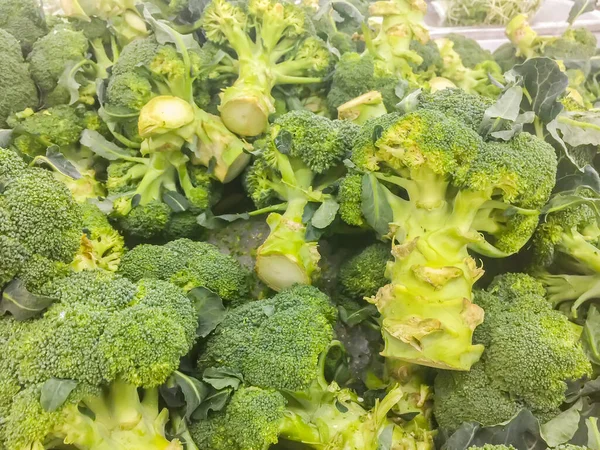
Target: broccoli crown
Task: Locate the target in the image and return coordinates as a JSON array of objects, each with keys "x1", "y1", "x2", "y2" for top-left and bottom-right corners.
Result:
[
  {"x1": 339, "y1": 243, "x2": 392, "y2": 300},
  {"x1": 114, "y1": 201, "x2": 172, "y2": 240},
  {"x1": 272, "y1": 110, "x2": 358, "y2": 174},
  {"x1": 337, "y1": 172, "x2": 365, "y2": 227},
  {"x1": 446, "y1": 33, "x2": 493, "y2": 69},
  {"x1": 0, "y1": 152, "x2": 82, "y2": 289},
  {"x1": 27, "y1": 27, "x2": 89, "y2": 99},
  {"x1": 0, "y1": 30, "x2": 39, "y2": 128},
  {"x1": 328, "y1": 52, "x2": 402, "y2": 115},
  {"x1": 190, "y1": 386, "x2": 287, "y2": 450},
  {"x1": 0, "y1": 0, "x2": 47, "y2": 52},
  {"x1": 118, "y1": 238, "x2": 252, "y2": 301},
  {"x1": 410, "y1": 40, "x2": 444, "y2": 73},
  {"x1": 199, "y1": 284, "x2": 337, "y2": 391},
  {"x1": 417, "y1": 88, "x2": 493, "y2": 133},
  {"x1": 543, "y1": 28, "x2": 598, "y2": 61},
  {"x1": 434, "y1": 274, "x2": 591, "y2": 432},
  {"x1": 8, "y1": 105, "x2": 88, "y2": 158}
]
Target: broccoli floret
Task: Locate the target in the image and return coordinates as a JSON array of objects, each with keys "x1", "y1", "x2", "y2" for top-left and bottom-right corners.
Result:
[
  {"x1": 434, "y1": 274, "x2": 591, "y2": 432},
  {"x1": 243, "y1": 110, "x2": 358, "y2": 291},
  {"x1": 339, "y1": 243, "x2": 392, "y2": 300},
  {"x1": 446, "y1": 33, "x2": 493, "y2": 68},
  {"x1": 342, "y1": 110, "x2": 557, "y2": 370},
  {"x1": 0, "y1": 0, "x2": 48, "y2": 53},
  {"x1": 71, "y1": 203, "x2": 126, "y2": 273},
  {"x1": 0, "y1": 271, "x2": 195, "y2": 449},
  {"x1": 0, "y1": 150, "x2": 82, "y2": 291},
  {"x1": 416, "y1": 87, "x2": 494, "y2": 133},
  {"x1": 118, "y1": 238, "x2": 252, "y2": 302},
  {"x1": 201, "y1": 0, "x2": 332, "y2": 136},
  {"x1": 328, "y1": 53, "x2": 403, "y2": 116},
  {"x1": 192, "y1": 285, "x2": 415, "y2": 449},
  {"x1": 410, "y1": 39, "x2": 444, "y2": 74},
  {"x1": 0, "y1": 30, "x2": 39, "y2": 128}
]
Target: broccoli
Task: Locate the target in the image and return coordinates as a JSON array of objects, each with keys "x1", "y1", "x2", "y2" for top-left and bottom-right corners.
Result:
[
  {"x1": 0, "y1": 148, "x2": 82, "y2": 291},
  {"x1": 0, "y1": 30, "x2": 39, "y2": 128},
  {"x1": 410, "y1": 39, "x2": 444, "y2": 75},
  {"x1": 327, "y1": 53, "x2": 403, "y2": 115},
  {"x1": 493, "y1": 42, "x2": 524, "y2": 73},
  {"x1": 339, "y1": 242, "x2": 392, "y2": 300},
  {"x1": 192, "y1": 284, "x2": 422, "y2": 449},
  {"x1": 118, "y1": 238, "x2": 252, "y2": 302},
  {"x1": 446, "y1": 33, "x2": 494, "y2": 68},
  {"x1": 0, "y1": 0, "x2": 48, "y2": 53},
  {"x1": 530, "y1": 197, "x2": 600, "y2": 317},
  {"x1": 200, "y1": 0, "x2": 332, "y2": 136},
  {"x1": 434, "y1": 274, "x2": 591, "y2": 432},
  {"x1": 0, "y1": 271, "x2": 196, "y2": 450},
  {"x1": 338, "y1": 108, "x2": 557, "y2": 370},
  {"x1": 71, "y1": 203, "x2": 126, "y2": 273},
  {"x1": 337, "y1": 91, "x2": 389, "y2": 124},
  {"x1": 435, "y1": 38, "x2": 503, "y2": 98},
  {"x1": 7, "y1": 105, "x2": 107, "y2": 201},
  {"x1": 243, "y1": 110, "x2": 358, "y2": 291}
]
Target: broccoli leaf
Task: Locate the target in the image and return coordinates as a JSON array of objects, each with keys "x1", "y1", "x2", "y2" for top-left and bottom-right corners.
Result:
[
  {"x1": 32, "y1": 146, "x2": 82, "y2": 180},
  {"x1": 203, "y1": 367, "x2": 244, "y2": 390},
  {"x1": 568, "y1": 0, "x2": 596, "y2": 24},
  {"x1": 361, "y1": 173, "x2": 393, "y2": 236},
  {"x1": 81, "y1": 129, "x2": 141, "y2": 161},
  {"x1": 0, "y1": 279, "x2": 56, "y2": 321},
  {"x1": 541, "y1": 399, "x2": 584, "y2": 447},
  {"x1": 583, "y1": 305, "x2": 600, "y2": 367},
  {"x1": 312, "y1": 198, "x2": 339, "y2": 229},
  {"x1": 187, "y1": 287, "x2": 227, "y2": 338},
  {"x1": 40, "y1": 378, "x2": 79, "y2": 412}
]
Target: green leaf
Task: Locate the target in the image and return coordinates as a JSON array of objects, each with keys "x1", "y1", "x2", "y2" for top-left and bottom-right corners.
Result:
[
  {"x1": 583, "y1": 305, "x2": 600, "y2": 367},
  {"x1": 187, "y1": 287, "x2": 226, "y2": 338},
  {"x1": 588, "y1": 417, "x2": 600, "y2": 450},
  {"x1": 142, "y1": 4, "x2": 201, "y2": 53},
  {"x1": 541, "y1": 399, "x2": 583, "y2": 447},
  {"x1": 372, "y1": 125, "x2": 384, "y2": 143},
  {"x1": 0, "y1": 130, "x2": 13, "y2": 147},
  {"x1": 311, "y1": 199, "x2": 339, "y2": 229},
  {"x1": 57, "y1": 61, "x2": 83, "y2": 106},
  {"x1": 197, "y1": 211, "x2": 250, "y2": 230},
  {"x1": 339, "y1": 305, "x2": 377, "y2": 326},
  {"x1": 0, "y1": 279, "x2": 56, "y2": 321},
  {"x1": 511, "y1": 58, "x2": 569, "y2": 123},
  {"x1": 305, "y1": 223, "x2": 325, "y2": 242},
  {"x1": 203, "y1": 367, "x2": 244, "y2": 390},
  {"x1": 163, "y1": 191, "x2": 191, "y2": 213},
  {"x1": 568, "y1": 0, "x2": 596, "y2": 24},
  {"x1": 40, "y1": 378, "x2": 78, "y2": 412},
  {"x1": 396, "y1": 88, "x2": 421, "y2": 113},
  {"x1": 274, "y1": 130, "x2": 293, "y2": 155},
  {"x1": 192, "y1": 388, "x2": 232, "y2": 420},
  {"x1": 173, "y1": 371, "x2": 209, "y2": 421},
  {"x1": 81, "y1": 130, "x2": 140, "y2": 161},
  {"x1": 361, "y1": 173, "x2": 392, "y2": 236},
  {"x1": 378, "y1": 424, "x2": 395, "y2": 450},
  {"x1": 486, "y1": 85, "x2": 523, "y2": 122},
  {"x1": 32, "y1": 146, "x2": 82, "y2": 180}
]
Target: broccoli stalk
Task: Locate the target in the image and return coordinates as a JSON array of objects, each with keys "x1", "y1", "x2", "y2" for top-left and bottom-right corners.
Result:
[
  {"x1": 337, "y1": 91, "x2": 388, "y2": 124},
  {"x1": 201, "y1": 0, "x2": 332, "y2": 136},
  {"x1": 341, "y1": 108, "x2": 557, "y2": 370}
]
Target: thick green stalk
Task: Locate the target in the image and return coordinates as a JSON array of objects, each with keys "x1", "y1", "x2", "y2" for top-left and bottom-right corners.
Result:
[{"x1": 370, "y1": 180, "x2": 487, "y2": 370}]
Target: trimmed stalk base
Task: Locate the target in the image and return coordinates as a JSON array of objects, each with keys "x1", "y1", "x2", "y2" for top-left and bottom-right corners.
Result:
[
  {"x1": 219, "y1": 97, "x2": 269, "y2": 137},
  {"x1": 256, "y1": 253, "x2": 311, "y2": 291}
]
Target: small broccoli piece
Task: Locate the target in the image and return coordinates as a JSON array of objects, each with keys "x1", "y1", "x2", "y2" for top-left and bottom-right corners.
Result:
[
  {"x1": 118, "y1": 238, "x2": 252, "y2": 302},
  {"x1": 244, "y1": 110, "x2": 358, "y2": 291},
  {"x1": 446, "y1": 33, "x2": 493, "y2": 68},
  {"x1": 0, "y1": 0, "x2": 48, "y2": 53},
  {"x1": 328, "y1": 53, "x2": 402, "y2": 116},
  {"x1": 493, "y1": 42, "x2": 524, "y2": 72},
  {"x1": 71, "y1": 203, "x2": 126, "y2": 273},
  {"x1": 0, "y1": 30, "x2": 39, "y2": 128},
  {"x1": 339, "y1": 243, "x2": 392, "y2": 300},
  {"x1": 416, "y1": 87, "x2": 494, "y2": 133},
  {"x1": 434, "y1": 274, "x2": 591, "y2": 432},
  {"x1": 343, "y1": 109, "x2": 557, "y2": 370},
  {"x1": 0, "y1": 271, "x2": 195, "y2": 450},
  {"x1": 0, "y1": 149, "x2": 82, "y2": 291},
  {"x1": 201, "y1": 0, "x2": 332, "y2": 136},
  {"x1": 410, "y1": 39, "x2": 444, "y2": 74},
  {"x1": 192, "y1": 285, "x2": 415, "y2": 449}
]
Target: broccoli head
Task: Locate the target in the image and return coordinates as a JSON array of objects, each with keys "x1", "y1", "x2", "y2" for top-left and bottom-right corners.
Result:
[
  {"x1": 434, "y1": 273, "x2": 591, "y2": 432},
  {"x1": 0, "y1": 270, "x2": 196, "y2": 450},
  {"x1": 0, "y1": 30, "x2": 39, "y2": 128},
  {"x1": 118, "y1": 238, "x2": 252, "y2": 302},
  {"x1": 0, "y1": 0, "x2": 48, "y2": 53},
  {"x1": 244, "y1": 110, "x2": 358, "y2": 291},
  {"x1": 339, "y1": 242, "x2": 392, "y2": 300},
  {"x1": 339, "y1": 109, "x2": 557, "y2": 370},
  {"x1": 446, "y1": 33, "x2": 494, "y2": 69}
]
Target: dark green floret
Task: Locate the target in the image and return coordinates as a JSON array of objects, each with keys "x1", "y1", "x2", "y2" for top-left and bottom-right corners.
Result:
[
  {"x1": 0, "y1": 0, "x2": 48, "y2": 52},
  {"x1": 339, "y1": 243, "x2": 392, "y2": 300}
]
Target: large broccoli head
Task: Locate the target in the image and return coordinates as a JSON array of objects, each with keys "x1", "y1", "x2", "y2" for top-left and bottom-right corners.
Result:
[{"x1": 0, "y1": 0, "x2": 48, "y2": 52}]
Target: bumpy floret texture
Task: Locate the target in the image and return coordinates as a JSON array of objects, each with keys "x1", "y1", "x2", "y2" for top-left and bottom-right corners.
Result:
[
  {"x1": 118, "y1": 238, "x2": 251, "y2": 301},
  {"x1": 339, "y1": 243, "x2": 392, "y2": 299},
  {"x1": 0, "y1": 0, "x2": 47, "y2": 52},
  {"x1": 434, "y1": 274, "x2": 591, "y2": 432},
  {"x1": 198, "y1": 285, "x2": 337, "y2": 392}
]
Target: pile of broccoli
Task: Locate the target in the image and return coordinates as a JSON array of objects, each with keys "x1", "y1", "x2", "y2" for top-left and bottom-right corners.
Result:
[{"x1": 1, "y1": 0, "x2": 600, "y2": 449}]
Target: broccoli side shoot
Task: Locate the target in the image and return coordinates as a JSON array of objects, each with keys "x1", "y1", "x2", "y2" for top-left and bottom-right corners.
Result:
[
  {"x1": 0, "y1": 0, "x2": 48, "y2": 53},
  {"x1": 0, "y1": 30, "x2": 39, "y2": 128},
  {"x1": 201, "y1": 0, "x2": 332, "y2": 136},
  {"x1": 339, "y1": 110, "x2": 557, "y2": 370},
  {"x1": 0, "y1": 271, "x2": 196, "y2": 450},
  {"x1": 243, "y1": 110, "x2": 358, "y2": 291},
  {"x1": 339, "y1": 242, "x2": 392, "y2": 301},
  {"x1": 118, "y1": 238, "x2": 252, "y2": 302},
  {"x1": 192, "y1": 284, "x2": 418, "y2": 449},
  {"x1": 434, "y1": 274, "x2": 591, "y2": 432}
]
